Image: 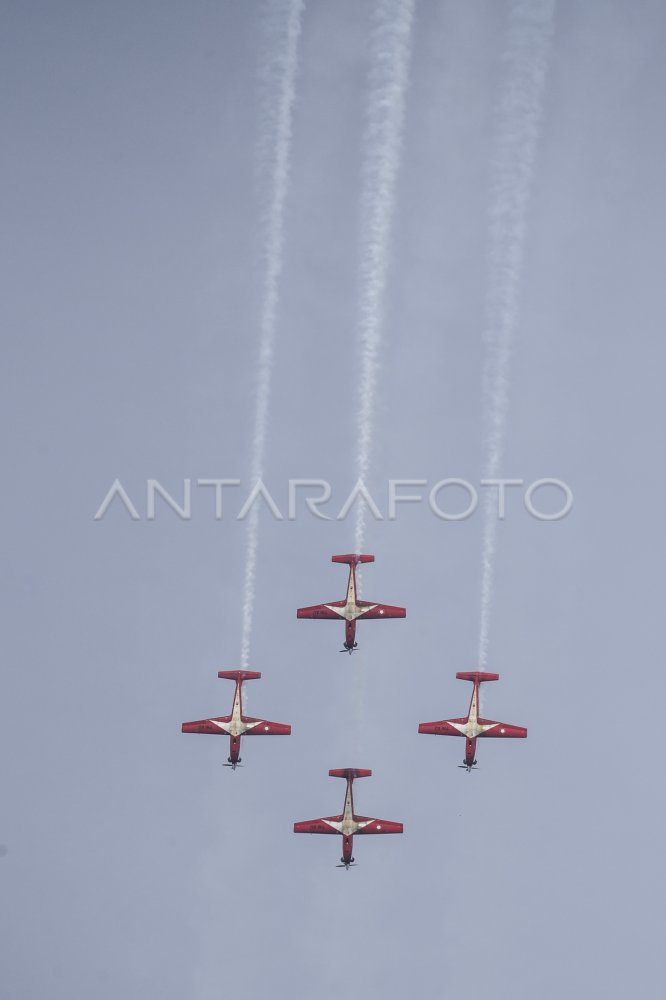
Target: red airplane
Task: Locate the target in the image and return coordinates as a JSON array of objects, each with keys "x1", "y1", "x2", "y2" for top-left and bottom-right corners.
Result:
[
  {"x1": 297, "y1": 554, "x2": 406, "y2": 653},
  {"x1": 418, "y1": 671, "x2": 527, "y2": 771},
  {"x1": 294, "y1": 768, "x2": 403, "y2": 869},
  {"x1": 181, "y1": 670, "x2": 291, "y2": 769}
]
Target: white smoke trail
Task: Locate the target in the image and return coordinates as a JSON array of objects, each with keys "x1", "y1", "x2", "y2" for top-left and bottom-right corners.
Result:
[
  {"x1": 354, "y1": 0, "x2": 416, "y2": 558},
  {"x1": 240, "y1": 0, "x2": 304, "y2": 668},
  {"x1": 351, "y1": 0, "x2": 415, "y2": 760},
  {"x1": 477, "y1": 0, "x2": 555, "y2": 670}
]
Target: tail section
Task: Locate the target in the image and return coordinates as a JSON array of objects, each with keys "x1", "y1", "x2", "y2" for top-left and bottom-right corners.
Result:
[
  {"x1": 456, "y1": 671, "x2": 499, "y2": 684},
  {"x1": 217, "y1": 670, "x2": 262, "y2": 682},
  {"x1": 331, "y1": 554, "x2": 375, "y2": 566},
  {"x1": 328, "y1": 768, "x2": 372, "y2": 780}
]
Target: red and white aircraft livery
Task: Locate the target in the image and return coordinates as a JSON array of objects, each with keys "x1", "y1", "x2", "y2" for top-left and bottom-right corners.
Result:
[
  {"x1": 181, "y1": 671, "x2": 291, "y2": 769},
  {"x1": 418, "y1": 672, "x2": 527, "y2": 772},
  {"x1": 297, "y1": 554, "x2": 406, "y2": 654},
  {"x1": 293, "y1": 768, "x2": 403, "y2": 869}
]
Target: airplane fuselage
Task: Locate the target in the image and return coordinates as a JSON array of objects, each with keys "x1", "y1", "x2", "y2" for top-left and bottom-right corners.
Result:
[
  {"x1": 450, "y1": 680, "x2": 498, "y2": 768},
  {"x1": 321, "y1": 778, "x2": 374, "y2": 864},
  {"x1": 209, "y1": 679, "x2": 261, "y2": 765},
  {"x1": 464, "y1": 737, "x2": 477, "y2": 770},
  {"x1": 324, "y1": 563, "x2": 377, "y2": 652}
]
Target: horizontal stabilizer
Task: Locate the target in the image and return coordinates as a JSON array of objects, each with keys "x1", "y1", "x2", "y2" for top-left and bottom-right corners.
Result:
[
  {"x1": 331, "y1": 553, "x2": 375, "y2": 566},
  {"x1": 328, "y1": 768, "x2": 372, "y2": 780},
  {"x1": 217, "y1": 670, "x2": 262, "y2": 682},
  {"x1": 456, "y1": 671, "x2": 499, "y2": 683}
]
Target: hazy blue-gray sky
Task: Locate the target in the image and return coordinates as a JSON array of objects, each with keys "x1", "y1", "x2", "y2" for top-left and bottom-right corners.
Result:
[{"x1": 2, "y1": 1, "x2": 665, "y2": 997}]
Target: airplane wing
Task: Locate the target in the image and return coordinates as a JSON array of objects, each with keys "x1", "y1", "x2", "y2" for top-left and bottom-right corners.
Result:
[
  {"x1": 294, "y1": 815, "x2": 343, "y2": 834},
  {"x1": 418, "y1": 719, "x2": 527, "y2": 737},
  {"x1": 418, "y1": 719, "x2": 467, "y2": 736},
  {"x1": 356, "y1": 601, "x2": 406, "y2": 619},
  {"x1": 476, "y1": 719, "x2": 527, "y2": 738},
  {"x1": 297, "y1": 601, "x2": 345, "y2": 620},
  {"x1": 181, "y1": 716, "x2": 231, "y2": 734},
  {"x1": 240, "y1": 716, "x2": 291, "y2": 736},
  {"x1": 353, "y1": 816, "x2": 404, "y2": 835}
]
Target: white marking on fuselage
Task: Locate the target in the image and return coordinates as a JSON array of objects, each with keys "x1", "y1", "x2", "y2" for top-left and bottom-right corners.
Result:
[
  {"x1": 448, "y1": 683, "x2": 499, "y2": 739},
  {"x1": 210, "y1": 682, "x2": 262, "y2": 737},
  {"x1": 324, "y1": 566, "x2": 377, "y2": 622}
]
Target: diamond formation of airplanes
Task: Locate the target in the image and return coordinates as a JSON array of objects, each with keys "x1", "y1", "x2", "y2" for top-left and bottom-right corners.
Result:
[{"x1": 181, "y1": 556, "x2": 529, "y2": 869}]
